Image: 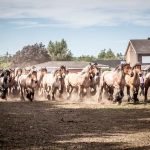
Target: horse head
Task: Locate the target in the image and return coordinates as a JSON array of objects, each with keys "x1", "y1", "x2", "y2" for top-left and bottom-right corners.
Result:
[
  {"x1": 0, "y1": 69, "x2": 11, "y2": 82},
  {"x1": 59, "y1": 65, "x2": 67, "y2": 78},
  {"x1": 0, "y1": 69, "x2": 11, "y2": 99},
  {"x1": 25, "y1": 67, "x2": 31, "y2": 74},
  {"x1": 10, "y1": 69, "x2": 15, "y2": 80},
  {"x1": 41, "y1": 67, "x2": 47, "y2": 74},
  {"x1": 37, "y1": 67, "x2": 47, "y2": 79},
  {"x1": 120, "y1": 63, "x2": 134, "y2": 77},
  {"x1": 28, "y1": 70, "x2": 38, "y2": 88},
  {"x1": 88, "y1": 63, "x2": 100, "y2": 79},
  {"x1": 15, "y1": 68, "x2": 22, "y2": 77},
  {"x1": 132, "y1": 63, "x2": 142, "y2": 76}
]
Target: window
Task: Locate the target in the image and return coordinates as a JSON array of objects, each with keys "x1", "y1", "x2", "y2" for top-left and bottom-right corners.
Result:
[{"x1": 142, "y1": 56, "x2": 150, "y2": 63}]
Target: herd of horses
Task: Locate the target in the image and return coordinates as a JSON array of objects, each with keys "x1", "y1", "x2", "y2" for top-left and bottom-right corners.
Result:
[{"x1": 0, "y1": 63, "x2": 149, "y2": 104}]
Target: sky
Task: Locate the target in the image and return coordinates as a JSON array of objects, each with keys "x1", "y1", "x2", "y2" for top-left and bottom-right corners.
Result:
[{"x1": 0, "y1": 0, "x2": 150, "y2": 57}]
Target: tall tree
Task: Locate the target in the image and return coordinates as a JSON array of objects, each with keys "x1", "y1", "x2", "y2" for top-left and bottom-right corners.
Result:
[
  {"x1": 105, "y1": 49, "x2": 116, "y2": 59},
  {"x1": 97, "y1": 49, "x2": 117, "y2": 60},
  {"x1": 77, "y1": 55, "x2": 96, "y2": 62},
  {"x1": 47, "y1": 39, "x2": 73, "y2": 61},
  {"x1": 116, "y1": 52, "x2": 124, "y2": 60},
  {"x1": 98, "y1": 49, "x2": 106, "y2": 59},
  {"x1": 11, "y1": 43, "x2": 50, "y2": 67}
]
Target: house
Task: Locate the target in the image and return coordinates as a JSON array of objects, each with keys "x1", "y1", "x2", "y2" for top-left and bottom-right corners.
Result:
[{"x1": 125, "y1": 39, "x2": 150, "y2": 67}]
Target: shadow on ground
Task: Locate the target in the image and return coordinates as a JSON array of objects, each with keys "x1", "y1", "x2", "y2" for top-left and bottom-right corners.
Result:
[{"x1": 0, "y1": 101, "x2": 150, "y2": 149}]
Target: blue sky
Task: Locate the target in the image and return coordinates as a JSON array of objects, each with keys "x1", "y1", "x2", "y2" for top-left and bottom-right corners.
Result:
[{"x1": 0, "y1": 0, "x2": 150, "y2": 56}]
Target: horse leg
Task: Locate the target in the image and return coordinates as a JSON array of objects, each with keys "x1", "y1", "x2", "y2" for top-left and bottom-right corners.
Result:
[
  {"x1": 20, "y1": 86, "x2": 25, "y2": 101},
  {"x1": 30, "y1": 89, "x2": 34, "y2": 102},
  {"x1": 66, "y1": 85, "x2": 70, "y2": 99},
  {"x1": 46, "y1": 86, "x2": 51, "y2": 100},
  {"x1": 26, "y1": 88, "x2": 34, "y2": 102},
  {"x1": 126, "y1": 86, "x2": 131, "y2": 102},
  {"x1": 132, "y1": 87, "x2": 139, "y2": 104},
  {"x1": 98, "y1": 85, "x2": 103, "y2": 102},
  {"x1": 78, "y1": 85, "x2": 84, "y2": 101},
  {"x1": 119, "y1": 88, "x2": 124, "y2": 104},
  {"x1": 58, "y1": 84, "x2": 64, "y2": 99},
  {"x1": 90, "y1": 85, "x2": 97, "y2": 96},
  {"x1": 8, "y1": 87, "x2": 11, "y2": 97},
  {"x1": 144, "y1": 86, "x2": 148, "y2": 103},
  {"x1": 67, "y1": 85, "x2": 73, "y2": 100},
  {"x1": 109, "y1": 87, "x2": 114, "y2": 101},
  {"x1": 141, "y1": 84, "x2": 145, "y2": 96},
  {"x1": 51, "y1": 87, "x2": 56, "y2": 101},
  {"x1": 43, "y1": 84, "x2": 49, "y2": 100},
  {"x1": 114, "y1": 88, "x2": 124, "y2": 104},
  {"x1": 38, "y1": 85, "x2": 43, "y2": 96}
]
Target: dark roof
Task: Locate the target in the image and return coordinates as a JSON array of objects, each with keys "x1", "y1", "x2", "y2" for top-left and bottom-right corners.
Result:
[
  {"x1": 33, "y1": 61, "x2": 107, "y2": 69},
  {"x1": 94, "y1": 60, "x2": 122, "y2": 68},
  {"x1": 34, "y1": 61, "x2": 89, "y2": 69},
  {"x1": 128, "y1": 39, "x2": 150, "y2": 54}
]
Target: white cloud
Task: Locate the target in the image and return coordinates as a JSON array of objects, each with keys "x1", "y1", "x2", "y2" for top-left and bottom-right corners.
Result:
[{"x1": 1, "y1": 0, "x2": 150, "y2": 28}]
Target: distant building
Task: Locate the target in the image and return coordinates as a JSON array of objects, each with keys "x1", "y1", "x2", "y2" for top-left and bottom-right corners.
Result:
[
  {"x1": 125, "y1": 39, "x2": 150, "y2": 73},
  {"x1": 34, "y1": 61, "x2": 108, "y2": 73},
  {"x1": 125, "y1": 39, "x2": 150, "y2": 67}
]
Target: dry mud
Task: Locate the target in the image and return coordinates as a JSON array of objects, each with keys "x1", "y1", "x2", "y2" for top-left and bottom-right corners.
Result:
[{"x1": 0, "y1": 96, "x2": 150, "y2": 150}]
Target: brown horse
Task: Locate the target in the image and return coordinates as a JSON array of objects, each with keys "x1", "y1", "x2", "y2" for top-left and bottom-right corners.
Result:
[
  {"x1": 125, "y1": 63, "x2": 142, "y2": 103},
  {"x1": 37, "y1": 67, "x2": 48, "y2": 95},
  {"x1": 144, "y1": 72, "x2": 150, "y2": 102},
  {"x1": 18, "y1": 70, "x2": 38, "y2": 101},
  {"x1": 65, "y1": 64, "x2": 99, "y2": 100},
  {"x1": 98, "y1": 63, "x2": 133, "y2": 104},
  {"x1": 42, "y1": 68, "x2": 65, "y2": 100},
  {"x1": 8, "y1": 69, "x2": 17, "y2": 96},
  {"x1": 7, "y1": 68, "x2": 23, "y2": 96},
  {"x1": 0, "y1": 69, "x2": 11, "y2": 99}
]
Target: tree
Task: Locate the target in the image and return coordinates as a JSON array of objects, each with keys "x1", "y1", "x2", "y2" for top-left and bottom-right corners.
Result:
[
  {"x1": 11, "y1": 43, "x2": 50, "y2": 67},
  {"x1": 97, "y1": 49, "x2": 117, "y2": 60},
  {"x1": 77, "y1": 55, "x2": 96, "y2": 62},
  {"x1": 98, "y1": 49, "x2": 106, "y2": 59},
  {"x1": 105, "y1": 49, "x2": 116, "y2": 59},
  {"x1": 116, "y1": 52, "x2": 124, "y2": 60},
  {"x1": 47, "y1": 39, "x2": 73, "y2": 61}
]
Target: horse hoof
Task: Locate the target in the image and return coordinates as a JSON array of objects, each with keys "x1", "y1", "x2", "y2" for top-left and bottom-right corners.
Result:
[
  {"x1": 98, "y1": 98, "x2": 101, "y2": 103},
  {"x1": 47, "y1": 95, "x2": 51, "y2": 100},
  {"x1": 118, "y1": 101, "x2": 122, "y2": 105},
  {"x1": 21, "y1": 97, "x2": 25, "y2": 101},
  {"x1": 67, "y1": 96, "x2": 70, "y2": 100},
  {"x1": 29, "y1": 96, "x2": 33, "y2": 102},
  {"x1": 52, "y1": 97, "x2": 55, "y2": 101}
]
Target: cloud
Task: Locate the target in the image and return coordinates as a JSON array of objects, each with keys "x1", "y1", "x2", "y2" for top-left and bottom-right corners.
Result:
[{"x1": 1, "y1": 0, "x2": 150, "y2": 28}]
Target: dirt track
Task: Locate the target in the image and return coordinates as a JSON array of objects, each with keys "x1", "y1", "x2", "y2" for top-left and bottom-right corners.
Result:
[{"x1": 1, "y1": 99, "x2": 150, "y2": 150}]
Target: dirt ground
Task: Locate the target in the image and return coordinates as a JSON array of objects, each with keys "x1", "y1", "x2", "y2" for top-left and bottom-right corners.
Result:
[{"x1": 0, "y1": 96, "x2": 150, "y2": 150}]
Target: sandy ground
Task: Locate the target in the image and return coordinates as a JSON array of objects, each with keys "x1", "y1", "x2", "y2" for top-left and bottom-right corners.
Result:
[{"x1": 0, "y1": 94, "x2": 150, "y2": 150}]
